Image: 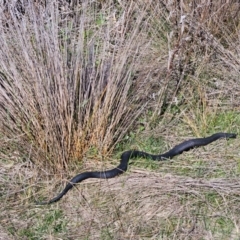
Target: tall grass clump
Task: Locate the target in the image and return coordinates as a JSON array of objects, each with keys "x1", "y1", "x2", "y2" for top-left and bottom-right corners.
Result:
[
  {"x1": 0, "y1": 1, "x2": 158, "y2": 171},
  {"x1": 0, "y1": 1, "x2": 239, "y2": 169}
]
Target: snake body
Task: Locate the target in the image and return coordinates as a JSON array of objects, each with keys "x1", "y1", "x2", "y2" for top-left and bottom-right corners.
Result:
[{"x1": 36, "y1": 132, "x2": 236, "y2": 205}]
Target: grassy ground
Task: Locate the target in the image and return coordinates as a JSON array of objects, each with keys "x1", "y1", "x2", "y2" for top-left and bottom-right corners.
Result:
[
  {"x1": 1, "y1": 1, "x2": 240, "y2": 239},
  {"x1": 1, "y1": 114, "x2": 240, "y2": 239}
]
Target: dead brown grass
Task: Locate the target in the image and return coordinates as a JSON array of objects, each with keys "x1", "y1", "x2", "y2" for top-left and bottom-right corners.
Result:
[
  {"x1": 0, "y1": 0, "x2": 157, "y2": 171},
  {"x1": 1, "y1": 131, "x2": 239, "y2": 239},
  {"x1": 1, "y1": 0, "x2": 240, "y2": 239}
]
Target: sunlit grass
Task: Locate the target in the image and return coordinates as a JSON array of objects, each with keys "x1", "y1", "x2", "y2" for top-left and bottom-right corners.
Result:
[{"x1": 0, "y1": 0, "x2": 240, "y2": 239}]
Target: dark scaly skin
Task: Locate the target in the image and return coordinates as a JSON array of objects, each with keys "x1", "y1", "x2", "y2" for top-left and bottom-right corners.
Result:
[{"x1": 36, "y1": 132, "x2": 236, "y2": 205}]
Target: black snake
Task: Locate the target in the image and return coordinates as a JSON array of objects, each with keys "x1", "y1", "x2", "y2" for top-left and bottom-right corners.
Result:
[{"x1": 36, "y1": 132, "x2": 236, "y2": 205}]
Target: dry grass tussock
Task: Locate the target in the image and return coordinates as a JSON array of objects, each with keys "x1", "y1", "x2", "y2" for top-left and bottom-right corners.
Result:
[
  {"x1": 0, "y1": 0, "x2": 155, "y2": 171},
  {"x1": 1, "y1": 0, "x2": 240, "y2": 239}
]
